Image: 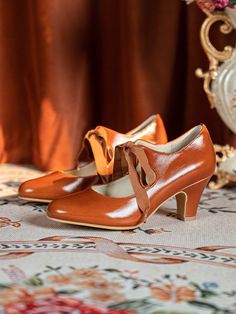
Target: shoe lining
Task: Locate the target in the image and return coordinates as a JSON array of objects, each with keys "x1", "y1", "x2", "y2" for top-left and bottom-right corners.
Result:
[
  {"x1": 93, "y1": 175, "x2": 135, "y2": 198},
  {"x1": 137, "y1": 125, "x2": 202, "y2": 153},
  {"x1": 129, "y1": 115, "x2": 156, "y2": 135},
  {"x1": 69, "y1": 162, "x2": 97, "y2": 177}
]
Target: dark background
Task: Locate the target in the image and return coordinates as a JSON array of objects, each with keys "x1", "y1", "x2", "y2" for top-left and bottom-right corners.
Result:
[{"x1": 0, "y1": 0, "x2": 235, "y2": 170}]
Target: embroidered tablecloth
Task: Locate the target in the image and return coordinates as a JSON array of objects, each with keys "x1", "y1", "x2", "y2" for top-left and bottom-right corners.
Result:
[{"x1": 0, "y1": 164, "x2": 235, "y2": 314}]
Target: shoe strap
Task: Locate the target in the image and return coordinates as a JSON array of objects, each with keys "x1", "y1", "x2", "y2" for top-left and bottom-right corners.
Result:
[
  {"x1": 115, "y1": 142, "x2": 156, "y2": 221},
  {"x1": 85, "y1": 127, "x2": 114, "y2": 178}
]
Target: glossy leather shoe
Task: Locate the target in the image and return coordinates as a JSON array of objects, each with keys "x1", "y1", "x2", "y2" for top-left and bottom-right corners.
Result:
[
  {"x1": 18, "y1": 114, "x2": 167, "y2": 202},
  {"x1": 47, "y1": 124, "x2": 216, "y2": 230}
]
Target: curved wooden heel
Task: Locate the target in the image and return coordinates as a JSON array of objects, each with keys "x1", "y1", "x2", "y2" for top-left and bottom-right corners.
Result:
[{"x1": 176, "y1": 177, "x2": 210, "y2": 221}]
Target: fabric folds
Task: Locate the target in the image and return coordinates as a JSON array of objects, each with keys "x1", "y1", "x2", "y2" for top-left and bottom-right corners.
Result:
[{"x1": 0, "y1": 0, "x2": 235, "y2": 170}]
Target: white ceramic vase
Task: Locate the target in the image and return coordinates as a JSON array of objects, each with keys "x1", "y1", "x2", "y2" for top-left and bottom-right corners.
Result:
[{"x1": 211, "y1": 8, "x2": 236, "y2": 134}]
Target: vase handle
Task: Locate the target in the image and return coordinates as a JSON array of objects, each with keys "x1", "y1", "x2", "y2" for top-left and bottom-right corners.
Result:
[{"x1": 196, "y1": 12, "x2": 234, "y2": 109}]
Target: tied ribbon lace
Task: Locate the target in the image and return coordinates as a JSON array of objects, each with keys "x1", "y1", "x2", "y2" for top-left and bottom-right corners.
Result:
[
  {"x1": 86, "y1": 129, "x2": 112, "y2": 159},
  {"x1": 121, "y1": 142, "x2": 156, "y2": 221},
  {"x1": 85, "y1": 129, "x2": 113, "y2": 178}
]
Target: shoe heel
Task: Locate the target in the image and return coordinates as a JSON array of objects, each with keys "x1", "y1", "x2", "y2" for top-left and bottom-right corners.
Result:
[{"x1": 176, "y1": 177, "x2": 210, "y2": 221}]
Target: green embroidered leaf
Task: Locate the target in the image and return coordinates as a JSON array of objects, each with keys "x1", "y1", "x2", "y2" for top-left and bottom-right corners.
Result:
[
  {"x1": 223, "y1": 290, "x2": 236, "y2": 297},
  {"x1": 200, "y1": 290, "x2": 218, "y2": 298},
  {"x1": 57, "y1": 289, "x2": 79, "y2": 295},
  {"x1": 190, "y1": 283, "x2": 218, "y2": 298},
  {"x1": 150, "y1": 312, "x2": 196, "y2": 314},
  {"x1": 109, "y1": 299, "x2": 155, "y2": 311},
  {"x1": 25, "y1": 276, "x2": 43, "y2": 286},
  {"x1": 187, "y1": 300, "x2": 232, "y2": 313},
  {"x1": 45, "y1": 265, "x2": 61, "y2": 271},
  {"x1": 132, "y1": 284, "x2": 140, "y2": 289},
  {"x1": 190, "y1": 282, "x2": 202, "y2": 292},
  {"x1": 69, "y1": 266, "x2": 76, "y2": 270},
  {"x1": 103, "y1": 268, "x2": 121, "y2": 273},
  {"x1": 188, "y1": 300, "x2": 218, "y2": 309},
  {"x1": 212, "y1": 311, "x2": 235, "y2": 314},
  {"x1": 0, "y1": 283, "x2": 11, "y2": 289}
]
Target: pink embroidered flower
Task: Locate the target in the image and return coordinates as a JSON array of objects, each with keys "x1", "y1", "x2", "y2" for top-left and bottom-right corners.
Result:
[{"x1": 4, "y1": 296, "x2": 136, "y2": 314}]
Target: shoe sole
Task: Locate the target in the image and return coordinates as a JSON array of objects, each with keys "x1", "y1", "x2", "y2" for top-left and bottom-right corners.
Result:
[
  {"x1": 18, "y1": 196, "x2": 51, "y2": 203},
  {"x1": 46, "y1": 191, "x2": 197, "y2": 230},
  {"x1": 46, "y1": 176, "x2": 211, "y2": 230}
]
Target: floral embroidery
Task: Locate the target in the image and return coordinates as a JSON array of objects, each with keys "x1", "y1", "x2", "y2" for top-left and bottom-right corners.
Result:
[
  {"x1": 122, "y1": 227, "x2": 172, "y2": 235},
  {"x1": 47, "y1": 267, "x2": 105, "y2": 284},
  {"x1": 0, "y1": 239, "x2": 235, "y2": 267},
  {"x1": 150, "y1": 284, "x2": 196, "y2": 302},
  {"x1": 0, "y1": 166, "x2": 235, "y2": 314},
  {"x1": 1, "y1": 265, "x2": 26, "y2": 281},
  {"x1": 89, "y1": 291, "x2": 125, "y2": 303},
  {"x1": 0, "y1": 217, "x2": 21, "y2": 228},
  {"x1": 0, "y1": 265, "x2": 235, "y2": 313},
  {"x1": 3, "y1": 296, "x2": 134, "y2": 314}
]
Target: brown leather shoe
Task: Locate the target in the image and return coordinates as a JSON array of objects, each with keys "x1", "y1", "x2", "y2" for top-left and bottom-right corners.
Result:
[
  {"x1": 18, "y1": 114, "x2": 167, "y2": 202},
  {"x1": 47, "y1": 124, "x2": 216, "y2": 229}
]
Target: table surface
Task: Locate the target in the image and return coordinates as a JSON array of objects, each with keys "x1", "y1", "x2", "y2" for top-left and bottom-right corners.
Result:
[{"x1": 0, "y1": 164, "x2": 235, "y2": 314}]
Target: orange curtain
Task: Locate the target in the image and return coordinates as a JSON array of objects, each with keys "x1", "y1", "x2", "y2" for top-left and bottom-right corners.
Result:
[{"x1": 0, "y1": 0, "x2": 235, "y2": 171}]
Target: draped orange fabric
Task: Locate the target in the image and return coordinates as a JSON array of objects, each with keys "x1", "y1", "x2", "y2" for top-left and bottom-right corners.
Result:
[{"x1": 0, "y1": 0, "x2": 235, "y2": 171}]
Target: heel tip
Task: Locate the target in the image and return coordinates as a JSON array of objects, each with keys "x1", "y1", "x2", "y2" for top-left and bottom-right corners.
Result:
[{"x1": 177, "y1": 215, "x2": 196, "y2": 221}]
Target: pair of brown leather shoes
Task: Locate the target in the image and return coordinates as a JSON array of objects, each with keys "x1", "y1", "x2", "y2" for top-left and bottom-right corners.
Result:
[{"x1": 18, "y1": 115, "x2": 216, "y2": 230}]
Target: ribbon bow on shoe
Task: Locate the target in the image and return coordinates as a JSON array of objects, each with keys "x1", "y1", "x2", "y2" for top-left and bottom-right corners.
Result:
[
  {"x1": 64, "y1": 127, "x2": 123, "y2": 191},
  {"x1": 114, "y1": 142, "x2": 157, "y2": 222}
]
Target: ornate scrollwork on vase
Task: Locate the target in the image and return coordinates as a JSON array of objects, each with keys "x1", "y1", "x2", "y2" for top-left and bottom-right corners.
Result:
[
  {"x1": 196, "y1": 11, "x2": 234, "y2": 109},
  {"x1": 209, "y1": 144, "x2": 236, "y2": 189},
  {"x1": 196, "y1": 9, "x2": 236, "y2": 189}
]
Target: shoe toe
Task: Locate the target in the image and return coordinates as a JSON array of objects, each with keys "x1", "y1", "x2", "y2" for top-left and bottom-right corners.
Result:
[
  {"x1": 46, "y1": 192, "x2": 94, "y2": 223},
  {"x1": 18, "y1": 179, "x2": 37, "y2": 198},
  {"x1": 18, "y1": 172, "x2": 75, "y2": 201},
  {"x1": 47, "y1": 198, "x2": 70, "y2": 221}
]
